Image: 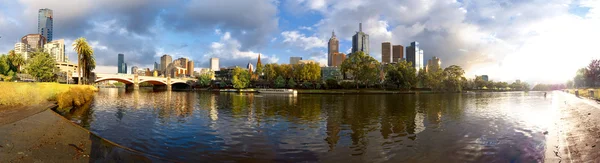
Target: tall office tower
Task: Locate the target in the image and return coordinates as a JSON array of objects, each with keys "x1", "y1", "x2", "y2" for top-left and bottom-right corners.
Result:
[
  {"x1": 418, "y1": 49, "x2": 424, "y2": 70},
  {"x1": 426, "y1": 56, "x2": 441, "y2": 72},
  {"x1": 154, "y1": 62, "x2": 160, "y2": 70},
  {"x1": 44, "y1": 39, "x2": 65, "y2": 62},
  {"x1": 38, "y1": 8, "x2": 53, "y2": 42},
  {"x1": 21, "y1": 34, "x2": 47, "y2": 50},
  {"x1": 352, "y1": 23, "x2": 369, "y2": 55},
  {"x1": 290, "y1": 57, "x2": 302, "y2": 65},
  {"x1": 406, "y1": 42, "x2": 422, "y2": 70},
  {"x1": 160, "y1": 54, "x2": 172, "y2": 72},
  {"x1": 210, "y1": 58, "x2": 219, "y2": 71},
  {"x1": 118, "y1": 53, "x2": 126, "y2": 73},
  {"x1": 381, "y1": 42, "x2": 391, "y2": 63},
  {"x1": 328, "y1": 30, "x2": 339, "y2": 67},
  {"x1": 392, "y1": 45, "x2": 404, "y2": 63},
  {"x1": 187, "y1": 60, "x2": 194, "y2": 76},
  {"x1": 331, "y1": 52, "x2": 346, "y2": 67}
]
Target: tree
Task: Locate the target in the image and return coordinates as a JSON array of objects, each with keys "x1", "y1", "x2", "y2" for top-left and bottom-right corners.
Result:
[
  {"x1": 73, "y1": 37, "x2": 95, "y2": 85},
  {"x1": 287, "y1": 78, "x2": 297, "y2": 88},
  {"x1": 7, "y1": 50, "x2": 25, "y2": 73},
  {"x1": 474, "y1": 76, "x2": 487, "y2": 89},
  {"x1": 566, "y1": 80, "x2": 574, "y2": 89},
  {"x1": 341, "y1": 51, "x2": 380, "y2": 89},
  {"x1": 384, "y1": 60, "x2": 417, "y2": 90},
  {"x1": 442, "y1": 65, "x2": 465, "y2": 92},
  {"x1": 264, "y1": 63, "x2": 277, "y2": 81},
  {"x1": 0, "y1": 54, "x2": 10, "y2": 75},
  {"x1": 574, "y1": 68, "x2": 587, "y2": 88},
  {"x1": 197, "y1": 72, "x2": 212, "y2": 87},
  {"x1": 232, "y1": 67, "x2": 250, "y2": 89},
  {"x1": 585, "y1": 59, "x2": 600, "y2": 87},
  {"x1": 26, "y1": 52, "x2": 57, "y2": 82},
  {"x1": 274, "y1": 75, "x2": 286, "y2": 88},
  {"x1": 423, "y1": 68, "x2": 443, "y2": 91}
]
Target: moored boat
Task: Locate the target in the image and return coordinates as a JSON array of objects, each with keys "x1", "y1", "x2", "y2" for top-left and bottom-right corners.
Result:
[{"x1": 257, "y1": 89, "x2": 297, "y2": 94}]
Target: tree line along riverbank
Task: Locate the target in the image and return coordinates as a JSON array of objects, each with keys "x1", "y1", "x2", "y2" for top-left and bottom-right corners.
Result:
[{"x1": 0, "y1": 82, "x2": 97, "y2": 113}]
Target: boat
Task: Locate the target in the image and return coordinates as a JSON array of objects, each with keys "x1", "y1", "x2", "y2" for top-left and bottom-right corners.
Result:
[{"x1": 257, "y1": 89, "x2": 297, "y2": 94}]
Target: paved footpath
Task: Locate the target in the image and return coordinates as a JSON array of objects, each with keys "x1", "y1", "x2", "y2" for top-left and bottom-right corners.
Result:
[
  {"x1": 0, "y1": 104, "x2": 168, "y2": 162},
  {"x1": 546, "y1": 92, "x2": 600, "y2": 163}
]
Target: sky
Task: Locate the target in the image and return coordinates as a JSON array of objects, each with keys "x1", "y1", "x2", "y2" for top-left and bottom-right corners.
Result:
[{"x1": 0, "y1": 0, "x2": 599, "y2": 84}]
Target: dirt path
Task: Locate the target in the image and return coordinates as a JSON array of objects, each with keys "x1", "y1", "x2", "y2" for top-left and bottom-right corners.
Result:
[{"x1": 547, "y1": 92, "x2": 600, "y2": 162}]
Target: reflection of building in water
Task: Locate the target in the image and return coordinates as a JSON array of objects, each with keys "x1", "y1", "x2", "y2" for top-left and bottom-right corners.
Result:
[
  {"x1": 325, "y1": 96, "x2": 342, "y2": 151},
  {"x1": 414, "y1": 112, "x2": 426, "y2": 134},
  {"x1": 209, "y1": 94, "x2": 218, "y2": 121}
]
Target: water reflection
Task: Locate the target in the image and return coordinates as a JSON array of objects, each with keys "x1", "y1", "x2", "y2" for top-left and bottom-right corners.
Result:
[{"x1": 65, "y1": 89, "x2": 550, "y2": 162}]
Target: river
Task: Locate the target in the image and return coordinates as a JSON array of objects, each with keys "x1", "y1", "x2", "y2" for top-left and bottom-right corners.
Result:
[{"x1": 63, "y1": 88, "x2": 556, "y2": 162}]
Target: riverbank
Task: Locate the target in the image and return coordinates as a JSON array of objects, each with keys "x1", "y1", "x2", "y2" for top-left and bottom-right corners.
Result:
[
  {"x1": 0, "y1": 82, "x2": 97, "y2": 108},
  {"x1": 564, "y1": 88, "x2": 600, "y2": 100},
  {"x1": 0, "y1": 103, "x2": 167, "y2": 162},
  {"x1": 204, "y1": 88, "x2": 524, "y2": 94}
]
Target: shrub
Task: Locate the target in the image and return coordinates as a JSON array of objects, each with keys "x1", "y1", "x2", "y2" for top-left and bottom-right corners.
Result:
[
  {"x1": 56, "y1": 86, "x2": 96, "y2": 113},
  {"x1": 340, "y1": 81, "x2": 355, "y2": 89},
  {"x1": 302, "y1": 81, "x2": 313, "y2": 89},
  {"x1": 325, "y1": 78, "x2": 339, "y2": 89}
]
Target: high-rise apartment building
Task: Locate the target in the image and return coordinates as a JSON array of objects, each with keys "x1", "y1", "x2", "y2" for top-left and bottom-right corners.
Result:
[
  {"x1": 331, "y1": 52, "x2": 346, "y2": 67},
  {"x1": 426, "y1": 56, "x2": 441, "y2": 73},
  {"x1": 392, "y1": 45, "x2": 404, "y2": 63},
  {"x1": 290, "y1": 57, "x2": 302, "y2": 65},
  {"x1": 352, "y1": 23, "x2": 369, "y2": 55},
  {"x1": 118, "y1": 53, "x2": 127, "y2": 74},
  {"x1": 160, "y1": 54, "x2": 172, "y2": 74},
  {"x1": 154, "y1": 62, "x2": 160, "y2": 71},
  {"x1": 14, "y1": 42, "x2": 29, "y2": 60},
  {"x1": 38, "y1": 8, "x2": 53, "y2": 42},
  {"x1": 21, "y1": 34, "x2": 47, "y2": 50},
  {"x1": 44, "y1": 39, "x2": 65, "y2": 62},
  {"x1": 406, "y1": 42, "x2": 423, "y2": 70},
  {"x1": 381, "y1": 42, "x2": 391, "y2": 63},
  {"x1": 328, "y1": 31, "x2": 339, "y2": 67},
  {"x1": 210, "y1": 58, "x2": 219, "y2": 71}
]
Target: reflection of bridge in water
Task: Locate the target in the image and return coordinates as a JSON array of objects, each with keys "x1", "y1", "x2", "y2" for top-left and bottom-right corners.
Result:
[{"x1": 93, "y1": 73, "x2": 196, "y2": 90}]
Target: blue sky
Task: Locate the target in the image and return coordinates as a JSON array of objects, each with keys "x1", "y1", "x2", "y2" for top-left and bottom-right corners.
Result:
[{"x1": 0, "y1": 0, "x2": 599, "y2": 83}]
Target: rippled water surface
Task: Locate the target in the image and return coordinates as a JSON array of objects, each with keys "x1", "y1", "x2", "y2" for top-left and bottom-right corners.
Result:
[{"x1": 65, "y1": 88, "x2": 556, "y2": 162}]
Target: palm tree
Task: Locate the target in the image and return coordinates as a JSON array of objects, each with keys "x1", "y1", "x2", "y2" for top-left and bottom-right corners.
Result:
[
  {"x1": 72, "y1": 38, "x2": 94, "y2": 85},
  {"x1": 7, "y1": 50, "x2": 25, "y2": 73}
]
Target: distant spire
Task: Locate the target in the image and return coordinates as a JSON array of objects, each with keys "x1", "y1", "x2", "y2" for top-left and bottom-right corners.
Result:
[
  {"x1": 257, "y1": 53, "x2": 262, "y2": 65},
  {"x1": 359, "y1": 23, "x2": 362, "y2": 32}
]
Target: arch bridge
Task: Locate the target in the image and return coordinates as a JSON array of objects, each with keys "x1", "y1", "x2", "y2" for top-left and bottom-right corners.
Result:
[{"x1": 94, "y1": 74, "x2": 196, "y2": 90}]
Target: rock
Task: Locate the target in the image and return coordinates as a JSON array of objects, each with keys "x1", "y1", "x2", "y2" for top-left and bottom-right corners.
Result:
[
  {"x1": 543, "y1": 131, "x2": 549, "y2": 135},
  {"x1": 593, "y1": 145, "x2": 596, "y2": 148},
  {"x1": 588, "y1": 113, "x2": 591, "y2": 115}
]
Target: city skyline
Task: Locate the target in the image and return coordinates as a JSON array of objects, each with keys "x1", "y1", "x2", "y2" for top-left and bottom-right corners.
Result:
[{"x1": 0, "y1": 0, "x2": 598, "y2": 83}]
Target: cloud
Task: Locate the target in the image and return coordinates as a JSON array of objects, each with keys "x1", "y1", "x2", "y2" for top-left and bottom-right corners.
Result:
[
  {"x1": 281, "y1": 30, "x2": 326, "y2": 50},
  {"x1": 200, "y1": 32, "x2": 278, "y2": 68}
]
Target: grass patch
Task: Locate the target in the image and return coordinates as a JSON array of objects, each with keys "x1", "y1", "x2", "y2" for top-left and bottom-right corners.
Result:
[
  {"x1": 0, "y1": 82, "x2": 97, "y2": 109},
  {"x1": 566, "y1": 88, "x2": 600, "y2": 100}
]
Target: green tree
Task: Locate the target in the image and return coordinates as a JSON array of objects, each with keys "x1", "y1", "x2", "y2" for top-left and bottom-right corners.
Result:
[
  {"x1": 274, "y1": 75, "x2": 286, "y2": 88},
  {"x1": 384, "y1": 60, "x2": 417, "y2": 90},
  {"x1": 424, "y1": 68, "x2": 443, "y2": 91},
  {"x1": 73, "y1": 37, "x2": 96, "y2": 85},
  {"x1": 8, "y1": 50, "x2": 26, "y2": 73},
  {"x1": 0, "y1": 54, "x2": 10, "y2": 75},
  {"x1": 574, "y1": 68, "x2": 587, "y2": 88},
  {"x1": 341, "y1": 51, "x2": 380, "y2": 89},
  {"x1": 474, "y1": 76, "x2": 487, "y2": 89},
  {"x1": 3, "y1": 70, "x2": 15, "y2": 81},
  {"x1": 264, "y1": 63, "x2": 278, "y2": 81},
  {"x1": 256, "y1": 60, "x2": 263, "y2": 78},
  {"x1": 442, "y1": 65, "x2": 465, "y2": 92},
  {"x1": 287, "y1": 78, "x2": 297, "y2": 88},
  {"x1": 232, "y1": 67, "x2": 250, "y2": 89},
  {"x1": 197, "y1": 72, "x2": 212, "y2": 87},
  {"x1": 26, "y1": 52, "x2": 57, "y2": 82},
  {"x1": 586, "y1": 59, "x2": 600, "y2": 87}
]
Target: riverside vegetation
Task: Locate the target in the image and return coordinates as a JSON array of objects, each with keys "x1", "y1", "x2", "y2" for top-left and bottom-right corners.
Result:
[{"x1": 0, "y1": 82, "x2": 97, "y2": 111}]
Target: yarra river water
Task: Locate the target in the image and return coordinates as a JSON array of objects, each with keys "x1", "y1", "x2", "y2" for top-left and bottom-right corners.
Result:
[{"x1": 63, "y1": 88, "x2": 557, "y2": 162}]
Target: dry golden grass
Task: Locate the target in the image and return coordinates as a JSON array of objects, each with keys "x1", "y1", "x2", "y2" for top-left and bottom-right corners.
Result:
[
  {"x1": 0, "y1": 82, "x2": 97, "y2": 109},
  {"x1": 566, "y1": 88, "x2": 600, "y2": 99}
]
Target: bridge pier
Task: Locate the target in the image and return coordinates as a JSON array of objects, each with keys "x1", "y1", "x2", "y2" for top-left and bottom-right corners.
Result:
[{"x1": 133, "y1": 74, "x2": 139, "y2": 90}]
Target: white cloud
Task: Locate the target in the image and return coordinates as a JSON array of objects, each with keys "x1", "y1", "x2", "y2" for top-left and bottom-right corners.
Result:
[
  {"x1": 281, "y1": 30, "x2": 326, "y2": 50},
  {"x1": 202, "y1": 31, "x2": 278, "y2": 67}
]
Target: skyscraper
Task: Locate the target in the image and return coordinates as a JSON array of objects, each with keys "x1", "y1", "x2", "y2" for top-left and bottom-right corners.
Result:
[
  {"x1": 392, "y1": 45, "x2": 404, "y2": 63},
  {"x1": 154, "y1": 62, "x2": 160, "y2": 71},
  {"x1": 118, "y1": 53, "x2": 127, "y2": 74},
  {"x1": 406, "y1": 42, "x2": 423, "y2": 70},
  {"x1": 14, "y1": 42, "x2": 29, "y2": 60},
  {"x1": 352, "y1": 23, "x2": 369, "y2": 55},
  {"x1": 44, "y1": 39, "x2": 65, "y2": 62},
  {"x1": 38, "y1": 8, "x2": 53, "y2": 42},
  {"x1": 187, "y1": 60, "x2": 194, "y2": 77},
  {"x1": 21, "y1": 34, "x2": 46, "y2": 50},
  {"x1": 381, "y1": 42, "x2": 391, "y2": 63},
  {"x1": 426, "y1": 56, "x2": 441, "y2": 73},
  {"x1": 290, "y1": 57, "x2": 302, "y2": 65},
  {"x1": 160, "y1": 54, "x2": 172, "y2": 74},
  {"x1": 210, "y1": 58, "x2": 219, "y2": 71},
  {"x1": 328, "y1": 30, "x2": 339, "y2": 67},
  {"x1": 331, "y1": 52, "x2": 346, "y2": 67}
]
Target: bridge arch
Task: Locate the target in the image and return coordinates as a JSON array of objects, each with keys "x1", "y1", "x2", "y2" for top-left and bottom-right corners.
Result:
[
  {"x1": 95, "y1": 77, "x2": 134, "y2": 84},
  {"x1": 139, "y1": 79, "x2": 168, "y2": 85}
]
